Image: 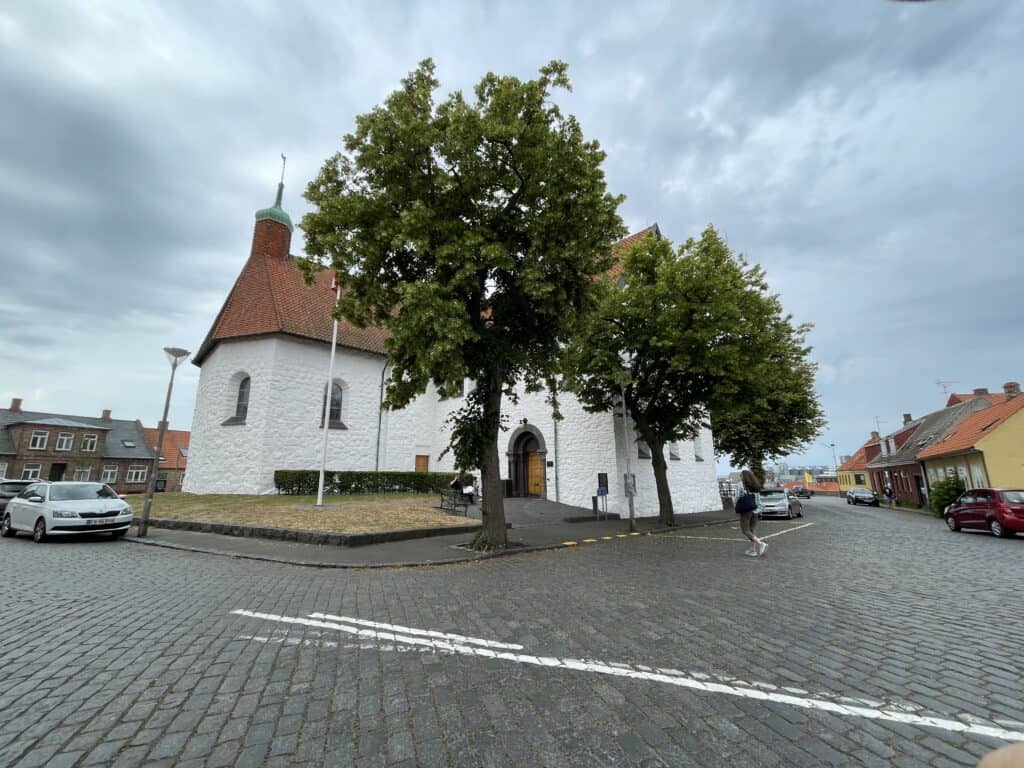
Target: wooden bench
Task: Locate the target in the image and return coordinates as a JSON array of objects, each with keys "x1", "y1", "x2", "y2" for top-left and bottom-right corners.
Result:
[{"x1": 440, "y1": 489, "x2": 470, "y2": 516}]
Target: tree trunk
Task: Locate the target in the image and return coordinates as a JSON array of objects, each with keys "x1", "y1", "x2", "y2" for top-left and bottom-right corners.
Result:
[
  {"x1": 649, "y1": 437, "x2": 675, "y2": 526},
  {"x1": 473, "y1": 368, "x2": 508, "y2": 550}
]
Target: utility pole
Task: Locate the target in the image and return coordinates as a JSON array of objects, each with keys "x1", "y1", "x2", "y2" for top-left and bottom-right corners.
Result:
[{"x1": 615, "y1": 386, "x2": 636, "y2": 533}]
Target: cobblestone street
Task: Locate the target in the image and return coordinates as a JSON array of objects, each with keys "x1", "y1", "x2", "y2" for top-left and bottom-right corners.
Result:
[{"x1": 0, "y1": 496, "x2": 1021, "y2": 767}]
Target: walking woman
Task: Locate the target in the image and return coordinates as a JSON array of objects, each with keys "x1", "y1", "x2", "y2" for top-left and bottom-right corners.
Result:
[{"x1": 735, "y1": 469, "x2": 767, "y2": 557}]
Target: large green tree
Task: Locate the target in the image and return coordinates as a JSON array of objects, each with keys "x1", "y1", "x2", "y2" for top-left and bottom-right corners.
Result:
[
  {"x1": 563, "y1": 226, "x2": 824, "y2": 525},
  {"x1": 301, "y1": 60, "x2": 624, "y2": 548}
]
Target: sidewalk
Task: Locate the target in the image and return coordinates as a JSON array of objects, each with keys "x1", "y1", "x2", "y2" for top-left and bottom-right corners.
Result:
[{"x1": 127, "y1": 507, "x2": 734, "y2": 568}]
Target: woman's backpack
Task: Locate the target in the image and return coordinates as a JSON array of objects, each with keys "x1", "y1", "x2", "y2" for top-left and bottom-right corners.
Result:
[{"x1": 735, "y1": 492, "x2": 758, "y2": 514}]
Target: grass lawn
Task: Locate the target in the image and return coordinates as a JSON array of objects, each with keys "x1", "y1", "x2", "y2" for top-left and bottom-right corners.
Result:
[{"x1": 133, "y1": 492, "x2": 473, "y2": 534}]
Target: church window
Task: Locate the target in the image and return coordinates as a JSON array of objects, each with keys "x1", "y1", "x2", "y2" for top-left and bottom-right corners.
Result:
[
  {"x1": 669, "y1": 442, "x2": 680, "y2": 460},
  {"x1": 693, "y1": 437, "x2": 705, "y2": 462},
  {"x1": 235, "y1": 377, "x2": 250, "y2": 420},
  {"x1": 635, "y1": 429, "x2": 651, "y2": 459},
  {"x1": 321, "y1": 382, "x2": 346, "y2": 429}
]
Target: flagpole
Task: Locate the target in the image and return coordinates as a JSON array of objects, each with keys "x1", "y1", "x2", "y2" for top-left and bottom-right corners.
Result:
[{"x1": 316, "y1": 277, "x2": 342, "y2": 507}]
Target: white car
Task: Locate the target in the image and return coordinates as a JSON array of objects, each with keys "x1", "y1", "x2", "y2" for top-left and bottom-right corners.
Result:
[{"x1": 1, "y1": 481, "x2": 133, "y2": 543}]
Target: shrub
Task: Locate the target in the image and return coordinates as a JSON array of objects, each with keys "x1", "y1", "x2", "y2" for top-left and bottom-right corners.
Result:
[
  {"x1": 929, "y1": 475, "x2": 965, "y2": 517},
  {"x1": 273, "y1": 470, "x2": 472, "y2": 496}
]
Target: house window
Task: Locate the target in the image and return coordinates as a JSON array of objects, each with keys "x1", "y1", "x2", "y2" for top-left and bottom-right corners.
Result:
[
  {"x1": 21, "y1": 463, "x2": 41, "y2": 480},
  {"x1": 126, "y1": 465, "x2": 148, "y2": 484},
  {"x1": 29, "y1": 430, "x2": 48, "y2": 450},
  {"x1": 321, "y1": 382, "x2": 345, "y2": 428},
  {"x1": 669, "y1": 442, "x2": 680, "y2": 461},
  {"x1": 0, "y1": 462, "x2": 6, "y2": 478},
  {"x1": 73, "y1": 466, "x2": 91, "y2": 481},
  {"x1": 693, "y1": 438, "x2": 705, "y2": 462},
  {"x1": 121, "y1": 439, "x2": 136, "y2": 448},
  {"x1": 235, "y1": 376, "x2": 251, "y2": 420},
  {"x1": 56, "y1": 432, "x2": 74, "y2": 451},
  {"x1": 854, "y1": 473, "x2": 866, "y2": 485},
  {"x1": 635, "y1": 430, "x2": 651, "y2": 459},
  {"x1": 101, "y1": 465, "x2": 118, "y2": 483},
  {"x1": 82, "y1": 434, "x2": 98, "y2": 452}
]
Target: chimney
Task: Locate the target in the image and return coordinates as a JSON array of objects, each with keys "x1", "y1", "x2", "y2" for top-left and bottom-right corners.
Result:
[
  {"x1": 9, "y1": 397, "x2": 22, "y2": 412},
  {"x1": 902, "y1": 413, "x2": 912, "y2": 425},
  {"x1": 101, "y1": 409, "x2": 112, "y2": 421},
  {"x1": 1004, "y1": 381, "x2": 1021, "y2": 400},
  {"x1": 870, "y1": 431, "x2": 880, "y2": 441},
  {"x1": 973, "y1": 387, "x2": 989, "y2": 396}
]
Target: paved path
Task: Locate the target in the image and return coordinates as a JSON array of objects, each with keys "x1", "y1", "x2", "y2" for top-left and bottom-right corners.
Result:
[
  {"x1": 128, "y1": 503, "x2": 735, "y2": 567},
  {"x1": 0, "y1": 496, "x2": 1021, "y2": 767}
]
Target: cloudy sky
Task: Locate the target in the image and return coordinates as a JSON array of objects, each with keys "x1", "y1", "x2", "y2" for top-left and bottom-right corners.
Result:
[{"x1": 1, "y1": 1, "x2": 1022, "y2": 469}]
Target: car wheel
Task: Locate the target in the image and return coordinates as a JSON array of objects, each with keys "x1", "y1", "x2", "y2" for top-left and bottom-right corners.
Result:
[
  {"x1": 846, "y1": 497, "x2": 852, "y2": 505},
  {"x1": 871, "y1": 500, "x2": 879, "y2": 507},
  {"x1": 787, "y1": 505, "x2": 795, "y2": 519},
  {"x1": 110, "y1": 529, "x2": 126, "y2": 540},
  {"x1": 33, "y1": 518, "x2": 47, "y2": 543},
  {"x1": 990, "y1": 518, "x2": 1013, "y2": 538},
  {"x1": 1, "y1": 515, "x2": 15, "y2": 538},
  {"x1": 797, "y1": 504, "x2": 804, "y2": 518},
  {"x1": 945, "y1": 515, "x2": 960, "y2": 532}
]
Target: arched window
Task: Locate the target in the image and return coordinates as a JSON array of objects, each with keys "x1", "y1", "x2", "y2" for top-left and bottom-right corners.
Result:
[
  {"x1": 235, "y1": 377, "x2": 250, "y2": 420},
  {"x1": 321, "y1": 382, "x2": 346, "y2": 428}
]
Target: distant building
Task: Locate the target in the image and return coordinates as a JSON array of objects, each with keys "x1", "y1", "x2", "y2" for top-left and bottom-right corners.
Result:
[
  {"x1": 142, "y1": 427, "x2": 190, "y2": 493},
  {"x1": 0, "y1": 398, "x2": 153, "y2": 492},
  {"x1": 838, "y1": 433, "x2": 881, "y2": 493}
]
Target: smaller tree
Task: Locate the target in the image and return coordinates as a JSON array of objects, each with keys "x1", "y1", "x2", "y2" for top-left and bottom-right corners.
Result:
[
  {"x1": 929, "y1": 475, "x2": 965, "y2": 517},
  {"x1": 563, "y1": 226, "x2": 824, "y2": 525}
]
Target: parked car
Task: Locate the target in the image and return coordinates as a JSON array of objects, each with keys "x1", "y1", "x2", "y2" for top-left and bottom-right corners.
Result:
[
  {"x1": 759, "y1": 489, "x2": 804, "y2": 519},
  {"x1": 792, "y1": 486, "x2": 813, "y2": 498},
  {"x1": 1, "y1": 481, "x2": 133, "y2": 543},
  {"x1": 846, "y1": 487, "x2": 880, "y2": 506},
  {"x1": 944, "y1": 488, "x2": 1024, "y2": 538},
  {"x1": 0, "y1": 479, "x2": 33, "y2": 513}
]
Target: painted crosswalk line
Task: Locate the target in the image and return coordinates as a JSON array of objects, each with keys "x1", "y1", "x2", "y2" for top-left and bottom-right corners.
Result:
[{"x1": 231, "y1": 609, "x2": 1024, "y2": 742}]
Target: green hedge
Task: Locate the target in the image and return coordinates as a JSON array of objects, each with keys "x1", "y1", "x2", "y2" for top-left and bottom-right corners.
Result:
[{"x1": 274, "y1": 470, "x2": 473, "y2": 496}]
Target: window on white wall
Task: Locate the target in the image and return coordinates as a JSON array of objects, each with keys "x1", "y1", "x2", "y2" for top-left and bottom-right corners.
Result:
[
  {"x1": 693, "y1": 437, "x2": 705, "y2": 462},
  {"x1": 235, "y1": 377, "x2": 250, "y2": 420},
  {"x1": 321, "y1": 382, "x2": 346, "y2": 428},
  {"x1": 668, "y1": 442, "x2": 680, "y2": 460},
  {"x1": 635, "y1": 430, "x2": 651, "y2": 460}
]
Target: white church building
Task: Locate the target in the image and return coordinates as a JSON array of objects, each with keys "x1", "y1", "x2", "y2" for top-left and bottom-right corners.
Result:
[{"x1": 183, "y1": 188, "x2": 722, "y2": 518}]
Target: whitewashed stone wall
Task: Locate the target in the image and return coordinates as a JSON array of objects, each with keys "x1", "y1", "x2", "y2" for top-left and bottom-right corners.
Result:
[{"x1": 186, "y1": 335, "x2": 723, "y2": 515}]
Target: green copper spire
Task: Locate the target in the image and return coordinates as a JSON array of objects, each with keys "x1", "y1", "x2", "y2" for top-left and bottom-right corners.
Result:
[{"x1": 255, "y1": 154, "x2": 294, "y2": 232}]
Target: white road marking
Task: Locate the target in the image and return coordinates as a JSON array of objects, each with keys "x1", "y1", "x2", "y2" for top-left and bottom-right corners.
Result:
[
  {"x1": 231, "y1": 609, "x2": 1024, "y2": 742},
  {"x1": 307, "y1": 612, "x2": 523, "y2": 650},
  {"x1": 667, "y1": 522, "x2": 815, "y2": 542}
]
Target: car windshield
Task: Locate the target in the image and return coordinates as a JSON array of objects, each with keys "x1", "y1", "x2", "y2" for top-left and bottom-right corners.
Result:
[
  {"x1": 49, "y1": 483, "x2": 119, "y2": 501},
  {"x1": 1, "y1": 482, "x2": 28, "y2": 493},
  {"x1": 1001, "y1": 491, "x2": 1024, "y2": 504},
  {"x1": 760, "y1": 490, "x2": 786, "y2": 499}
]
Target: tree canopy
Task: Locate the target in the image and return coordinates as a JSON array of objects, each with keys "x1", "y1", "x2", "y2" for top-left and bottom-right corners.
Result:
[
  {"x1": 301, "y1": 59, "x2": 625, "y2": 547},
  {"x1": 563, "y1": 226, "x2": 825, "y2": 524}
]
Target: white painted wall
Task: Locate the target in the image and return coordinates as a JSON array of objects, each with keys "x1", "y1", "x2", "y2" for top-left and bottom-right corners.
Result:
[{"x1": 186, "y1": 335, "x2": 723, "y2": 515}]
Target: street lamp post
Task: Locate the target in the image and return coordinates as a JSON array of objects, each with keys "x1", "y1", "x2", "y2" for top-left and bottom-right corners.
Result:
[
  {"x1": 137, "y1": 347, "x2": 190, "y2": 538},
  {"x1": 823, "y1": 441, "x2": 839, "y2": 495}
]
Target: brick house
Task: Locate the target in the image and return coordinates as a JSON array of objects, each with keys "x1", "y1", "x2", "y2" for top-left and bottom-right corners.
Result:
[
  {"x1": 142, "y1": 427, "x2": 190, "y2": 492},
  {"x1": 0, "y1": 398, "x2": 154, "y2": 493},
  {"x1": 866, "y1": 398, "x2": 992, "y2": 507}
]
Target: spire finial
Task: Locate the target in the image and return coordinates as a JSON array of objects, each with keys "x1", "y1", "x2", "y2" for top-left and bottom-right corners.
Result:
[{"x1": 275, "y1": 153, "x2": 287, "y2": 206}]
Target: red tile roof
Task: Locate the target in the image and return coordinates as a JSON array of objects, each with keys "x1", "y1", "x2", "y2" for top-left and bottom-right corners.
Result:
[
  {"x1": 142, "y1": 428, "x2": 190, "y2": 470},
  {"x1": 917, "y1": 395, "x2": 1024, "y2": 460},
  {"x1": 838, "y1": 436, "x2": 879, "y2": 472},
  {"x1": 606, "y1": 225, "x2": 660, "y2": 280},
  {"x1": 945, "y1": 392, "x2": 1006, "y2": 407},
  {"x1": 196, "y1": 217, "x2": 653, "y2": 365}
]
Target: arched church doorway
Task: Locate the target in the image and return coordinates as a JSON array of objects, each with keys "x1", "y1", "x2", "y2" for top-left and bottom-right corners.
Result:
[{"x1": 508, "y1": 426, "x2": 546, "y2": 497}]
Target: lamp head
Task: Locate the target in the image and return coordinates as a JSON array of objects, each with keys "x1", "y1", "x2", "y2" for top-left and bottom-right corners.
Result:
[{"x1": 164, "y1": 347, "x2": 191, "y2": 366}]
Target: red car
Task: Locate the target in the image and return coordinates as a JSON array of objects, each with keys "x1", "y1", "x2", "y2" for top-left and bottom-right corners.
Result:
[{"x1": 944, "y1": 488, "x2": 1024, "y2": 538}]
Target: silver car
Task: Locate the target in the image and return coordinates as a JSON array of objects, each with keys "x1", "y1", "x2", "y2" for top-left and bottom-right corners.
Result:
[{"x1": 759, "y1": 489, "x2": 803, "y2": 519}]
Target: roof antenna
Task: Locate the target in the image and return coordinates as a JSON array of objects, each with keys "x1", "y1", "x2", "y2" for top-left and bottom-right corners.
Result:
[
  {"x1": 275, "y1": 153, "x2": 287, "y2": 206},
  {"x1": 935, "y1": 378, "x2": 958, "y2": 398}
]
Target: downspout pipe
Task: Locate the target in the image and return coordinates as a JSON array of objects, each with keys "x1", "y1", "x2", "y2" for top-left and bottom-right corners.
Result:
[{"x1": 375, "y1": 362, "x2": 389, "y2": 472}]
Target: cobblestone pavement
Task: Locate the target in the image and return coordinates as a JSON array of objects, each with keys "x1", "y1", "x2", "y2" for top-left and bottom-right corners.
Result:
[{"x1": 0, "y1": 496, "x2": 1021, "y2": 767}]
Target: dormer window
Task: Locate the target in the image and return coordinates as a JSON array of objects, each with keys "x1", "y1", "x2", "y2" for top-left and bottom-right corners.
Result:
[{"x1": 121, "y1": 439, "x2": 136, "y2": 448}]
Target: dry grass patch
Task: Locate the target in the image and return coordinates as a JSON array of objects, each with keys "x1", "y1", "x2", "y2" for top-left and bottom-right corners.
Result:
[{"x1": 138, "y1": 492, "x2": 474, "y2": 534}]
